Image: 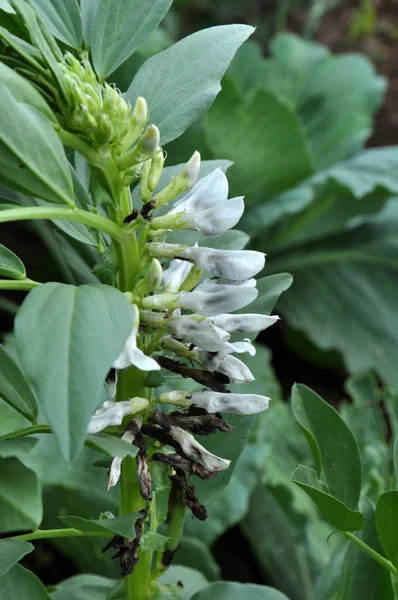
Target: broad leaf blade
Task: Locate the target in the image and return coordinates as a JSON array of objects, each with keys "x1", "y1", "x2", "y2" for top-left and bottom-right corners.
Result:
[
  {"x1": 0, "y1": 244, "x2": 25, "y2": 279},
  {"x1": 0, "y1": 564, "x2": 51, "y2": 599},
  {"x1": 15, "y1": 283, "x2": 134, "y2": 461},
  {"x1": 160, "y1": 566, "x2": 208, "y2": 600},
  {"x1": 292, "y1": 465, "x2": 364, "y2": 531},
  {"x1": 192, "y1": 582, "x2": 290, "y2": 600},
  {"x1": 0, "y1": 80, "x2": 74, "y2": 206},
  {"x1": 33, "y1": 0, "x2": 82, "y2": 48},
  {"x1": 0, "y1": 344, "x2": 38, "y2": 421},
  {"x1": 292, "y1": 384, "x2": 362, "y2": 509},
  {"x1": 51, "y1": 574, "x2": 117, "y2": 600},
  {"x1": 375, "y1": 491, "x2": 398, "y2": 568},
  {"x1": 126, "y1": 25, "x2": 254, "y2": 145},
  {"x1": 0, "y1": 457, "x2": 42, "y2": 532},
  {"x1": 338, "y1": 498, "x2": 394, "y2": 600},
  {"x1": 90, "y1": 0, "x2": 172, "y2": 78},
  {"x1": 86, "y1": 432, "x2": 138, "y2": 458},
  {"x1": 0, "y1": 539, "x2": 34, "y2": 576},
  {"x1": 60, "y1": 513, "x2": 141, "y2": 539},
  {"x1": 205, "y1": 82, "x2": 314, "y2": 203}
]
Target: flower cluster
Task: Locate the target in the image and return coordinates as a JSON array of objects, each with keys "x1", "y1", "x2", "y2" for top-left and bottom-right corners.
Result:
[{"x1": 88, "y1": 156, "x2": 279, "y2": 503}]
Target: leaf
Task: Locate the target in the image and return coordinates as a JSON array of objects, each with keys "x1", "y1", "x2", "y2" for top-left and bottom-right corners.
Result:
[
  {"x1": 375, "y1": 491, "x2": 398, "y2": 568},
  {"x1": 204, "y1": 79, "x2": 314, "y2": 204},
  {"x1": 51, "y1": 574, "x2": 117, "y2": 600},
  {"x1": 125, "y1": 25, "x2": 254, "y2": 145},
  {"x1": 272, "y1": 199, "x2": 398, "y2": 385},
  {"x1": 0, "y1": 344, "x2": 38, "y2": 421},
  {"x1": 0, "y1": 564, "x2": 51, "y2": 599},
  {"x1": 160, "y1": 566, "x2": 208, "y2": 600},
  {"x1": 89, "y1": 0, "x2": 172, "y2": 78},
  {"x1": 140, "y1": 532, "x2": 169, "y2": 552},
  {"x1": 260, "y1": 33, "x2": 386, "y2": 169},
  {"x1": 33, "y1": 0, "x2": 83, "y2": 48},
  {"x1": 60, "y1": 513, "x2": 141, "y2": 539},
  {"x1": 242, "y1": 485, "x2": 312, "y2": 600},
  {"x1": 0, "y1": 244, "x2": 25, "y2": 279},
  {"x1": 292, "y1": 465, "x2": 364, "y2": 531},
  {"x1": 243, "y1": 274, "x2": 293, "y2": 317},
  {"x1": 80, "y1": 0, "x2": 98, "y2": 44},
  {"x1": 292, "y1": 384, "x2": 361, "y2": 509},
  {"x1": 0, "y1": 457, "x2": 42, "y2": 532},
  {"x1": 337, "y1": 498, "x2": 394, "y2": 600},
  {"x1": 0, "y1": 437, "x2": 38, "y2": 457},
  {"x1": 176, "y1": 537, "x2": 220, "y2": 582},
  {"x1": 15, "y1": 283, "x2": 134, "y2": 461},
  {"x1": 0, "y1": 539, "x2": 34, "y2": 576},
  {"x1": 86, "y1": 432, "x2": 138, "y2": 458},
  {"x1": 191, "y1": 582, "x2": 290, "y2": 600},
  {"x1": 0, "y1": 80, "x2": 74, "y2": 206}
]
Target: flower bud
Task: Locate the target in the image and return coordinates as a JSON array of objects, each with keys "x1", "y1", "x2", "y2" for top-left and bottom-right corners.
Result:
[
  {"x1": 113, "y1": 305, "x2": 160, "y2": 371},
  {"x1": 155, "y1": 151, "x2": 201, "y2": 208},
  {"x1": 148, "y1": 258, "x2": 163, "y2": 291},
  {"x1": 148, "y1": 149, "x2": 165, "y2": 192},
  {"x1": 162, "y1": 259, "x2": 192, "y2": 292}
]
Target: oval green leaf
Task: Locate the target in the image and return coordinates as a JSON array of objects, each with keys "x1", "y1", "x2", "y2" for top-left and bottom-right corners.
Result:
[
  {"x1": 375, "y1": 491, "x2": 398, "y2": 569},
  {"x1": 89, "y1": 0, "x2": 172, "y2": 78},
  {"x1": 0, "y1": 539, "x2": 34, "y2": 577},
  {"x1": 293, "y1": 465, "x2": 364, "y2": 532},
  {"x1": 86, "y1": 432, "x2": 139, "y2": 458},
  {"x1": 292, "y1": 384, "x2": 362, "y2": 509},
  {"x1": 15, "y1": 283, "x2": 134, "y2": 461},
  {"x1": 0, "y1": 564, "x2": 51, "y2": 599},
  {"x1": 33, "y1": 0, "x2": 83, "y2": 48},
  {"x1": 51, "y1": 574, "x2": 117, "y2": 600},
  {"x1": 192, "y1": 582, "x2": 290, "y2": 600},
  {"x1": 0, "y1": 244, "x2": 25, "y2": 279},
  {"x1": 125, "y1": 25, "x2": 254, "y2": 145},
  {"x1": 60, "y1": 513, "x2": 141, "y2": 540},
  {"x1": 0, "y1": 457, "x2": 42, "y2": 532},
  {"x1": 0, "y1": 344, "x2": 38, "y2": 421}
]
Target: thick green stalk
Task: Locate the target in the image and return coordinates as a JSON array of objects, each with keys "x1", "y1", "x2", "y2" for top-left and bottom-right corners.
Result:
[
  {"x1": 0, "y1": 206, "x2": 124, "y2": 241},
  {"x1": 342, "y1": 531, "x2": 397, "y2": 575}
]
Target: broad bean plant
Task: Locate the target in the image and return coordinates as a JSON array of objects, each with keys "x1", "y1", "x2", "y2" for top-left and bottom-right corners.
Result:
[{"x1": 0, "y1": 1, "x2": 289, "y2": 599}]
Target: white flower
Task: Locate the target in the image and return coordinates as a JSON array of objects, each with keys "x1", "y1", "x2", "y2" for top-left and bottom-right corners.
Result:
[
  {"x1": 191, "y1": 391, "x2": 270, "y2": 415},
  {"x1": 180, "y1": 247, "x2": 265, "y2": 281},
  {"x1": 107, "y1": 418, "x2": 143, "y2": 490},
  {"x1": 224, "y1": 339, "x2": 256, "y2": 356},
  {"x1": 169, "y1": 315, "x2": 229, "y2": 351},
  {"x1": 212, "y1": 313, "x2": 279, "y2": 335},
  {"x1": 170, "y1": 426, "x2": 230, "y2": 472},
  {"x1": 215, "y1": 353, "x2": 254, "y2": 383},
  {"x1": 87, "y1": 398, "x2": 148, "y2": 434},
  {"x1": 198, "y1": 340, "x2": 255, "y2": 383},
  {"x1": 162, "y1": 258, "x2": 192, "y2": 292},
  {"x1": 113, "y1": 304, "x2": 160, "y2": 371},
  {"x1": 178, "y1": 278, "x2": 258, "y2": 317},
  {"x1": 169, "y1": 169, "x2": 244, "y2": 236}
]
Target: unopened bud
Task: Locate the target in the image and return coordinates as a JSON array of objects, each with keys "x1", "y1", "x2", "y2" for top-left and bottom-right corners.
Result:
[
  {"x1": 148, "y1": 258, "x2": 163, "y2": 290},
  {"x1": 155, "y1": 151, "x2": 201, "y2": 208},
  {"x1": 148, "y1": 150, "x2": 165, "y2": 192},
  {"x1": 117, "y1": 124, "x2": 160, "y2": 171},
  {"x1": 139, "y1": 160, "x2": 151, "y2": 202}
]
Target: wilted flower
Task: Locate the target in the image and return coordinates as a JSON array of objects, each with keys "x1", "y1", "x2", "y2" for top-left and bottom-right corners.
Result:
[{"x1": 169, "y1": 426, "x2": 230, "y2": 472}]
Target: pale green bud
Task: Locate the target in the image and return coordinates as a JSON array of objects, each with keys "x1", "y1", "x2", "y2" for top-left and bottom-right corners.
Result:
[
  {"x1": 148, "y1": 258, "x2": 163, "y2": 290},
  {"x1": 155, "y1": 151, "x2": 200, "y2": 208},
  {"x1": 120, "y1": 97, "x2": 148, "y2": 151},
  {"x1": 148, "y1": 150, "x2": 165, "y2": 192},
  {"x1": 139, "y1": 160, "x2": 151, "y2": 202},
  {"x1": 117, "y1": 125, "x2": 160, "y2": 171},
  {"x1": 147, "y1": 242, "x2": 187, "y2": 259}
]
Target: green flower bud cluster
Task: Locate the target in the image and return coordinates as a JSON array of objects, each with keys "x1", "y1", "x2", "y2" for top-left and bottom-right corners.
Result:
[{"x1": 60, "y1": 53, "x2": 146, "y2": 152}]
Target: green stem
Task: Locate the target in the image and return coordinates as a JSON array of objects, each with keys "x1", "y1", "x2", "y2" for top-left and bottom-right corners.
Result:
[
  {"x1": 120, "y1": 456, "x2": 151, "y2": 600},
  {"x1": 10, "y1": 528, "x2": 111, "y2": 542},
  {"x1": 114, "y1": 232, "x2": 141, "y2": 292},
  {"x1": 0, "y1": 206, "x2": 124, "y2": 241},
  {"x1": 342, "y1": 531, "x2": 398, "y2": 575},
  {"x1": 0, "y1": 279, "x2": 40, "y2": 291},
  {"x1": 0, "y1": 425, "x2": 51, "y2": 441},
  {"x1": 57, "y1": 129, "x2": 102, "y2": 166}
]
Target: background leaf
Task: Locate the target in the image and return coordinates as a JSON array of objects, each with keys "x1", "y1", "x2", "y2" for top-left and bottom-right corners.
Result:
[
  {"x1": 125, "y1": 25, "x2": 254, "y2": 145},
  {"x1": 191, "y1": 582, "x2": 290, "y2": 600},
  {"x1": 160, "y1": 566, "x2": 208, "y2": 600},
  {"x1": 0, "y1": 244, "x2": 25, "y2": 279},
  {"x1": 60, "y1": 513, "x2": 141, "y2": 539},
  {"x1": 0, "y1": 539, "x2": 34, "y2": 576},
  {"x1": 89, "y1": 0, "x2": 172, "y2": 78},
  {"x1": 15, "y1": 283, "x2": 133, "y2": 461},
  {"x1": 0, "y1": 457, "x2": 42, "y2": 532},
  {"x1": 51, "y1": 574, "x2": 117, "y2": 600},
  {"x1": 375, "y1": 491, "x2": 398, "y2": 569},
  {"x1": 292, "y1": 384, "x2": 362, "y2": 508},
  {"x1": 33, "y1": 0, "x2": 83, "y2": 48},
  {"x1": 0, "y1": 564, "x2": 51, "y2": 599},
  {"x1": 0, "y1": 344, "x2": 37, "y2": 421}
]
